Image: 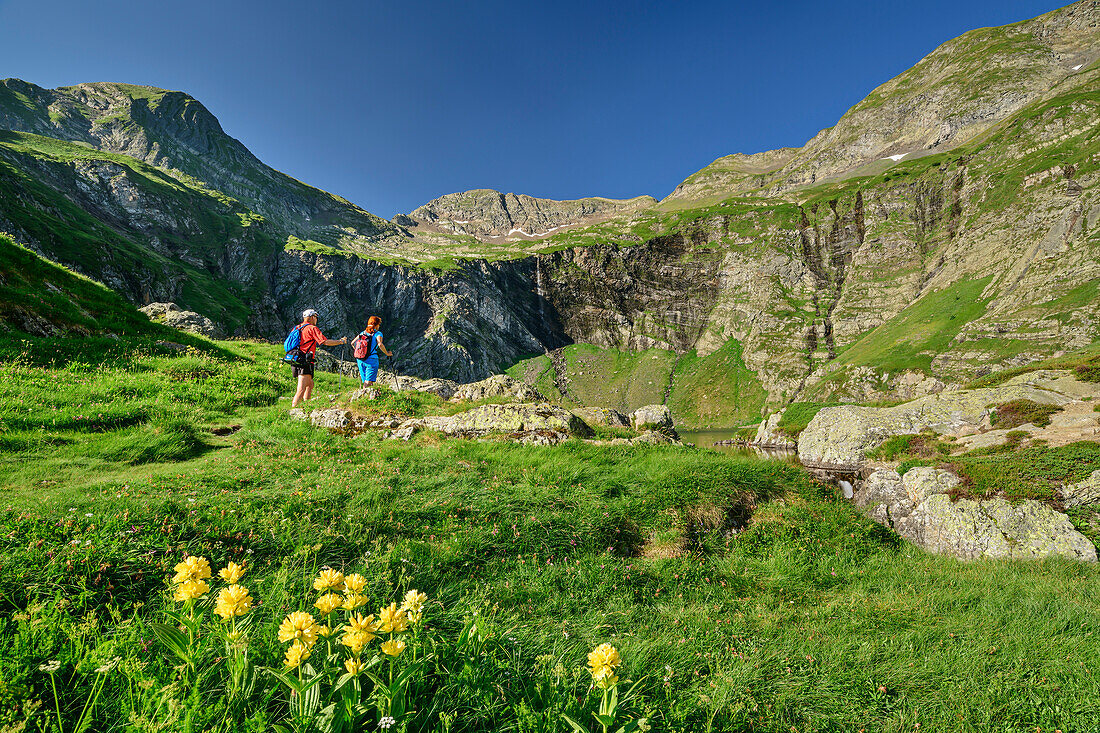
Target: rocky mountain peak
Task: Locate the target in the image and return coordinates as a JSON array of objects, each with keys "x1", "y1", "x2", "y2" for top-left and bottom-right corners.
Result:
[
  {"x1": 403, "y1": 189, "x2": 657, "y2": 241},
  {"x1": 664, "y1": 0, "x2": 1100, "y2": 206}
]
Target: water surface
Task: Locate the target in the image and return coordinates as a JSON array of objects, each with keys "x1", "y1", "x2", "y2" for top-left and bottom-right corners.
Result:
[{"x1": 679, "y1": 428, "x2": 798, "y2": 462}]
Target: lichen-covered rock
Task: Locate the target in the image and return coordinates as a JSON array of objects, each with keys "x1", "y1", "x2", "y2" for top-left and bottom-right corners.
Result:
[
  {"x1": 388, "y1": 426, "x2": 417, "y2": 441},
  {"x1": 630, "y1": 430, "x2": 679, "y2": 446},
  {"x1": 451, "y1": 374, "x2": 543, "y2": 402},
  {"x1": 388, "y1": 374, "x2": 542, "y2": 402},
  {"x1": 1062, "y1": 470, "x2": 1100, "y2": 508},
  {"x1": 307, "y1": 409, "x2": 353, "y2": 429},
  {"x1": 571, "y1": 407, "x2": 631, "y2": 429},
  {"x1": 899, "y1": 495, "x2": 1096, "y2": 562},
  {"x1": 512, "y1": 430, "x2": 571, "y2": 446},
  {"x1": 415, "y1": 403, "x2": 592, "y2": 437},
  {"x1": 857, "y1": 467, "x2": 1096, "y2": 562},
  {"x1": 799, "y1": 371, "x2": 1076, "y2": 466},
  {"x1": 140, "y1": 301, "x2": 223, "y2": 338},
  {"x1": 630, "y1": 405, "x2": 675, "y2": 433},
  {"x1": 753, "y1": 409, "x2": 795, "y2": 448},
  {"x1": 139, "y1": 302, "x2": 181, "y2": 318}
]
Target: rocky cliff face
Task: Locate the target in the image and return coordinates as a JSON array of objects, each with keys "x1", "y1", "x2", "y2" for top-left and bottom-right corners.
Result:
[
  {"x1": 404, "y1": 189, "x2": 656, "y2": 240},
  {"x1": 273, "y1": 250, "x2": 568, "y2": 380}
]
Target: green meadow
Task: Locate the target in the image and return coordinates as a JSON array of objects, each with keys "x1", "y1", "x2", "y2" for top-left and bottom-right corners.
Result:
[{"x1": 1, "y1": 331, "x2": 1099, "y2": 733}]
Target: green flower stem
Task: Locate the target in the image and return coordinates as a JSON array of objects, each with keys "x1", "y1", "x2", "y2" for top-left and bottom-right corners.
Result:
[{"x1": 48, "y1": 672, "x2": 62, "y2": 733}]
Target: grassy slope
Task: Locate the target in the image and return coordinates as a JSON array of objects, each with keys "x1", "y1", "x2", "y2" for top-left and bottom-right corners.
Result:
[
  {"x1": 1, "y1": 330, "x2": 1099, "y2": 730},
  {"x1": 507, "y1": 342, "x2": 767, "y2": 430},
  {"x1": 0, "y1": 131, "x2": 277, "y2": 331},
  {"x1": 0, "y1": 233, "x2": 221, "y2": 352}
]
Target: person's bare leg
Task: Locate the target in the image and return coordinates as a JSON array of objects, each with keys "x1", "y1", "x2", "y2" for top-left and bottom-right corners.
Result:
[
  {"x1": 302, "y1": 375, "x2": 315, "y2": 402},
  {"x1": 292, "y1": 375, "x2": 308, "y2": 407}
]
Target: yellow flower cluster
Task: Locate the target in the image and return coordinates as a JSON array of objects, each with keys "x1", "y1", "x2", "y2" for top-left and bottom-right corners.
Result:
[
  {"x1": 277, "y1": 567, "x2": 430, "y2": 673},
  {"x1": 215, "y1": 585, "x2": 253, "y2": 620},
  {"x1": 171, "y1": 556, "x2": 211, "y2": 602},
  {"x1": 587, "y1": 643, "x2": 622, "y2": 689},
  {"x1": 171, "y1": 557, "x2": 253, "y2": 621}
]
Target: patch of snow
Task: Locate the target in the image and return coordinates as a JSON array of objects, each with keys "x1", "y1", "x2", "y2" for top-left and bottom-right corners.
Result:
[
  {"x1": 507, "y1": 228, "x2": 534, "y2": 237},
  {"x1": 1072, "y1": 64, "x2": 1084, "y2": 71},
  {"x1": 883, "y1": 153, "x2": 907, "y2": 162}
]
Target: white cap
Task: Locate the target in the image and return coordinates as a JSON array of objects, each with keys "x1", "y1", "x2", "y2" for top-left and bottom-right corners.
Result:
[{"x1": 302, "y1": 309, "x2": 319, "y2": 319}]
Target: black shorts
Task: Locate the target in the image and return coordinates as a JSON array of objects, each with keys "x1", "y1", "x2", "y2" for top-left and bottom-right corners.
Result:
[{"x1": 292, "y1": 362, "x2": 315, "y2": 378}]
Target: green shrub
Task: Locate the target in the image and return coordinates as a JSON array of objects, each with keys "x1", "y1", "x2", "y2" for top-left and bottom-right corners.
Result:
[{"x1": 990, "y1": 399, "x2": 1062, "y2": 429}]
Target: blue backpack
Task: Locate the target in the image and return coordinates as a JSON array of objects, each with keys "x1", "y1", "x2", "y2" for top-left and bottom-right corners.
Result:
[{"x1": 283, "y1": 324, "x2": 310, "y2": 367}]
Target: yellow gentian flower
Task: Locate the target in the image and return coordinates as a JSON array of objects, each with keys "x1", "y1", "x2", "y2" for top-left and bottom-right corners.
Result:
[
  {"x1": 218, "y1": 561, "x2": 245, "y2": 583},
  {"x1": 378, "y1": 603, "x2": 409, "y2": 634},
  {"x1": 587, "y1": 643, "x2": 622, "y2": 688},
  {"x1": 342, "y1": 593, "x2": 368, "y2": 610},
  {"x1": 344, "y1": 657, "x2": 365, "y2": 676},
  {"x1": 340, "y1": 630, "x2": 370, "y2": 655},
  {"x1": 173, "y1": 579, "x2": 210, "y2": 602},
  {"x1": 346, "y1": 613, "x2": 380, "y2": 636},
  {"x1": 214, "y1": 585, "x2": 252, "y2": 619},
  {"x1": 343, "y1": 573, "x2": 367, "y2": 594},
  {"x1": 314, "y1": 593, "x2": 342, "y2": 615},
  {"x1": 380, "y1": 639, "x2": 406, "y2": 657},
  {"x1": 172, "y1": 556, "x2": 212, "y2": 584},
  {"x1": 277, "y1": 611, "x2": 319, "y2": 647},
  {"x1": 283, "y1": 640, "x2": 310, "y2": 669},
  {"x1": 313, "y1": 569, "x2": 345, "y2": 592},
  {"x1": 400, "y1": 590, "x2": 427, "y2": 614},
  {"x1": 316, "y1": 624, "x2": 333, "y2": 637}
]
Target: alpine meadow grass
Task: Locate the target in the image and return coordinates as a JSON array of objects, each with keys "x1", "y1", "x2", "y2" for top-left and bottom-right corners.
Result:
[{"x1": 1, "y1": 337, "x2": 1099, "y2": 732}]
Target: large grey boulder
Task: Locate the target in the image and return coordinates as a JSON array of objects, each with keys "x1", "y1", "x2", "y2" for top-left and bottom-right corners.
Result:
[
  {"x1": 140, "y1": 302, "x2": 224, "y2": 338},
  {"x1": 857, "y1": 467, "x2": 1097, "y2": 562},
  {"x1": 1062, "y1": 470, "x2": 1100, "y2": 508},
  {"x1": 571, "y1": 407, "x2": 631, "y2": 429},
  {"x1": 799, "y1": 371, "x2": 1076, "y2": 466},
  {"x1": 753, "y1": 409, "x2": 795, "y2": 448},
  {"x1": 630, "y1": 405, "x2": 675, "y2": 432},
  {"x1": 415, "y1": 403, "x2": 593, "y2": 437},
  {"x1": 902, "y1": 496, "x2": 1096, "y2": 562},
  {"x1": 452, "y1": 374, "x2": 543, "y2": 402}
]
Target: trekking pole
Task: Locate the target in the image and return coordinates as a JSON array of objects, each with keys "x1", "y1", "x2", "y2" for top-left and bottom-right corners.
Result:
[
  {"x1": 389, "y1": 356, "x2": 401, "y2": 393},
  {"x1": 340, "y1": 342, "x2": 350, "y2": 389}
]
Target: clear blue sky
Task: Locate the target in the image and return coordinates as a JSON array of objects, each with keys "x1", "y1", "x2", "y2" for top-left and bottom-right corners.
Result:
[{"x1": 0, "y1": 0, "x2": 1065, "y2": 218}]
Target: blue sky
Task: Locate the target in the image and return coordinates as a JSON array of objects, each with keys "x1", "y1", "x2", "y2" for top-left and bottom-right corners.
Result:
[{"x1": 0, "y1": 0, "x2": 1064, "y2": 217}]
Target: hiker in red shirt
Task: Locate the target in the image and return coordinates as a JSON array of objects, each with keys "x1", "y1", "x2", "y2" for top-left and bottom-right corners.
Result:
[{"x1": 291, "y1": 309, "x2": 347, "y2": 407}]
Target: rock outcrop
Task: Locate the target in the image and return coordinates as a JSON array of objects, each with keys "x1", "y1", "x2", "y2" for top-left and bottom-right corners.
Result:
[
  {"x1": 752, "y1": 410, "x2": 796, "y2": 449},
  {"x1": 351, "y1": 374, "x2": 543, "y2": 401},
  {"x1": 571, "y1": 407, "x2": 631, "y2": 429},
  {"x1": 404, "y1": 190, "x2": 656, "y2": 241},
  {"x1": 1062, "y1": 470, "x2": 1100, "y2": 508},
  {"x1": 630, "y1": 405, "x2": 677, "y2": 435},
  {"x1": 139, "y1": 302, "x2": 223, "y2": 338},
  {"x1": 857, "y1": 467, "x2": 1097, "y2": 562},
  {"x1": 415, "y1": 403, "x2": 592, "y2": 437},
  {"x1": 798, "y1": 371, "x2": 1076, "y2": 466}
]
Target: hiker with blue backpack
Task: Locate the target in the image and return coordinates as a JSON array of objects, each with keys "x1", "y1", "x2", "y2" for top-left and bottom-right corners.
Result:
[
  {"x1": 286, "y1": 309, "x2": 347, "y2": 407},
  {"x1": 351, "y1": 315, "x2": 393, "y2": 387}
]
